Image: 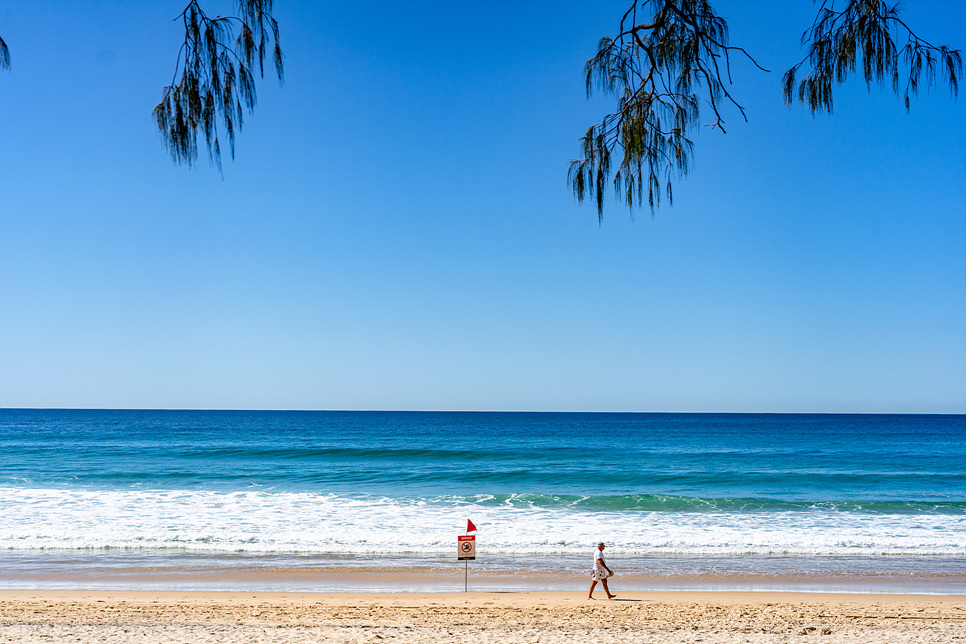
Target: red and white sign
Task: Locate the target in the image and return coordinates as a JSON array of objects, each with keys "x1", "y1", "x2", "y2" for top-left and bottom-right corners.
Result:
[{"x1": 458, "y1": 534, "x2": 476, "y2": 560}]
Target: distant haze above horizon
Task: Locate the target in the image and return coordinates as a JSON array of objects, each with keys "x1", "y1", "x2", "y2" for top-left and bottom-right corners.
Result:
[{"x1": 1, "y1": 1, "x2": 964, "y2": 414}]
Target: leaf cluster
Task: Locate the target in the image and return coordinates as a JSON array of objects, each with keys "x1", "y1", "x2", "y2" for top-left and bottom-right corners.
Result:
[
  {"x1": 153, "y1": 0, "x2": 283, "y2": 171},
  {"x1": 569, "y1": 0, "x2": 764, "y2": 222},
  {"x1": 0, "y1": 33, "x2": 9, "y2": 70},
  {"x1": 783, "y1": 0, "x2": 962, "y2": 113}
]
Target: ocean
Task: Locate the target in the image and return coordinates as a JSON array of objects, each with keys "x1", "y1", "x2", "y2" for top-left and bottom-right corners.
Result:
[{"x1": 1, "y1": 409, "x2": 963, "y2": 593}]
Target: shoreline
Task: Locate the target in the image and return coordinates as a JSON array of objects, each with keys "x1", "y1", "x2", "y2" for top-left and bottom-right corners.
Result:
[
  {"x1": 2, "y1": 590, "x2": 964, "y2": 643},
  {"x1": 4, "y1": 550, "x2": 964, "y2": 595},
  {"x1": 3, "y1": 559, "x2": 963, "y2": 596},
  {"x1": 5, "y1": 588, "x2": 965, "y2": 602}
]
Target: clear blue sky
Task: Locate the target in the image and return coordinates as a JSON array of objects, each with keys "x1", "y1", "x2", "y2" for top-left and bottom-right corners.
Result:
[{"x1": 1, "y1": 0, "x2": 964, "y2": 412}]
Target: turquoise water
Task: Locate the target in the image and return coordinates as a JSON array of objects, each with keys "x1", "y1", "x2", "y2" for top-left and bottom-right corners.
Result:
[{"x1": 1, "y1": 410, "x2": 964, "y2": 592}]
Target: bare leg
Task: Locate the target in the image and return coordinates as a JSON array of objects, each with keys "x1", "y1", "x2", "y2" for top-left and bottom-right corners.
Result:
[
  {"x1": 601, "y1": 578, "x2": 615, "y2": 599},
  {"x1": 588, "y1": 580, "x2": 597, "y2": 599}
]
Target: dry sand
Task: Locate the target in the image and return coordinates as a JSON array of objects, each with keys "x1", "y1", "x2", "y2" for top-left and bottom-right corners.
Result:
[{"x1": 1, "y1": 590, "x2": 964, "y2": 643}]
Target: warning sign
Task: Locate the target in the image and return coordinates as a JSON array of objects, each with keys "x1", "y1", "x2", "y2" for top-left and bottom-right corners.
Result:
[{"x1": 458, "y1": 535, "x2": 476, "y2": 560}]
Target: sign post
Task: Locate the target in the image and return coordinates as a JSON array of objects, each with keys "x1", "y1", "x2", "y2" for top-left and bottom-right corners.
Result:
[{"x1": 457, "y1": 535, "x2": 476, "y2": 592}]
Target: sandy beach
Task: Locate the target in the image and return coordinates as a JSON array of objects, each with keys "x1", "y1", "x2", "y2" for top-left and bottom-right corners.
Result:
[{"x1": 1, "y1": 590, "x2": 964, "y2": 643}]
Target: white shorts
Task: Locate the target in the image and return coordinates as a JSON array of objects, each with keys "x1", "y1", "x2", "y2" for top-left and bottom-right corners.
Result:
[{"x1": 591, "y1": 568, "x2": 609, "y2": 581}]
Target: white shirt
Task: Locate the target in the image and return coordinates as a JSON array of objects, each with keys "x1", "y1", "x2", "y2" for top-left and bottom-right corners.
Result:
[{"x1": 593, "y1": 549, "x2": 605, "y2": 570}]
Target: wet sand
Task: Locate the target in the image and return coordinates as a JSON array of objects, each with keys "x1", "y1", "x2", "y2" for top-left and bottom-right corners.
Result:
[{"x1": 1, "y1": 590, "x2": 964, "y2": 643}]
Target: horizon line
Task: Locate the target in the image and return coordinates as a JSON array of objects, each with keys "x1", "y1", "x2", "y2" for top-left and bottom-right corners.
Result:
[{"x1": 1, "y1": 407, "x2": 963, "y2": 416}]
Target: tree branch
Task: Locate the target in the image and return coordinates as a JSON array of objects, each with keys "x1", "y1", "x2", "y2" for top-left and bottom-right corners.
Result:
[
  {"x1": 572, "y1": 0, "x2": 758, "y2": 220},
  {"x1": 154, "y1": 0, "x2": 284, "y2": 170},
  {"x1": 783, "y1": 0, "x2": 961, "y2": 113},
  {"x1": 0, "y1": 34, "x2": 10, "y2": 70}
]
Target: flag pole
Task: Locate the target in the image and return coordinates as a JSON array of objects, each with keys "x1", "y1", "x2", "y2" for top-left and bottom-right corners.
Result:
[{"x1": 462, "y1": 519, "x2": 476, "y2": 592}]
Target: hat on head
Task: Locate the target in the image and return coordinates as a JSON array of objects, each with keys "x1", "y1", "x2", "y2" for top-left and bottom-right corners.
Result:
[{"x1": 598, "y1": 542, "x2": 605, "y2": 546}]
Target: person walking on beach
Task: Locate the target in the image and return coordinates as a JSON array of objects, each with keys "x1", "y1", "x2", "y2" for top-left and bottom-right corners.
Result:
[{"x1": 588, "y1": 542, "x2": 615, "y2": 599}]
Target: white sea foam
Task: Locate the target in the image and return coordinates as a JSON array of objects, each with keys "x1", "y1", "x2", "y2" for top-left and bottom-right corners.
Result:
[{"x1": 2, "y1": 487, "x2": 964, "y2": 556}]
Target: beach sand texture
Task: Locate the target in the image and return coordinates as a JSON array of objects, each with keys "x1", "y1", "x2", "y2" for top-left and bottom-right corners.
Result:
[{"x1": 1, "y1": 591, "x2": 964, "y2": 643}]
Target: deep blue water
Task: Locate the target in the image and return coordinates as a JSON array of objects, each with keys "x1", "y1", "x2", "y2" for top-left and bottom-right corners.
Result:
[{"x1": 3, "y1": 409, "x2": 963, "y2": 500}]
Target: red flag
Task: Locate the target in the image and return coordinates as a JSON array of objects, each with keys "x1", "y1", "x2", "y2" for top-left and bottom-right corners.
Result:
[{"x1": 467, "y1": 519, "x2": 477, "y2": 533}]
